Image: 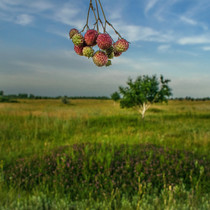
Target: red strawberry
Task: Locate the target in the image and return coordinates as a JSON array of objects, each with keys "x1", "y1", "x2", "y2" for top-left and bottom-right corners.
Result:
[
  {"x1": 74, "y1": 45, "x2": 83, "y2": 56},
  {"x1": 114, "y1": 39, "x2": 129, "y2": 52},
  {"x1": 84, "y1": 29, "x2": 98, "y2": 46},
  {"x1": 96, "y1": 33, "x2": 112, "y2": 50},
  {"x1": 69, "y1": 28, "x2": 79, "y2": 39},
  {"x1": 92, "y1": 51, "x2": 108, "y2": 67}
]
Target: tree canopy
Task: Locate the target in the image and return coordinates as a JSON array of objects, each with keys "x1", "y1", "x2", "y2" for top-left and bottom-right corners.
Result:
[
  {"x1": 119, "y1": 75, "x2": 172, "y2": 118},
  {"x1": 111, "y1": 91, "x2": 120, "y2": 102}
]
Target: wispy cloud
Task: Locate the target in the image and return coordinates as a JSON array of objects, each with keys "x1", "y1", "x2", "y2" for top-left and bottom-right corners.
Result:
[
  {"x1": 108, "y1": 9, "x2": 122, "y2": 20},
  {"x1": 153, "y1": 0, "x2": 182, "y2": 21},
  {"x1": 202, "y1": 46, "x2": 210, "y2": 51},
  {"x1": 177, "y1": 35, "x2": 210, "y2": 45},
  {"x1": 110, "y1": 22, "x2": 173, "y2": 43},
  {"x1": 157, "y1": 45, "x2": 170, "y2": 52},
  {"x1": 52, "y1": 4, "x2": 84, "y2": 28},
  {"x1": 29, "y1": 1, "x2": 53, "y2": 11},
  {"x1": 0, "y1": 0, "x2": 84, "y2": 30},
  {"x1": 180, "y1": 16, "x2": 208, "y2": 30},
  {"x1": 0, "y1": 0, "x2": 53, "y2": 26},
  {"x1": 180, "y1": 16, "x2": 197, "y2": 26},
  {"x1": 0, "y1": 0, "x2": 53, "y2": 13},
  {"x1": 145, "y1": 0, "x2": 159, "y2": 14},
  {"x1": 15, "y1": 14, "x2": 34, "y2": 25},
  {"x1": 183, "y1": 0, "x2": 210, "y2": 19},
  {"x1": 46, "y1": 27, "x2": 69, "y2": 39}
]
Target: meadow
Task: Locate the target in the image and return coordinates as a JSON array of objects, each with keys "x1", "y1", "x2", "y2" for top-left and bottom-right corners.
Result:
[{"x1": 0, "y1": 99, "x2": 210, "y2": 209}]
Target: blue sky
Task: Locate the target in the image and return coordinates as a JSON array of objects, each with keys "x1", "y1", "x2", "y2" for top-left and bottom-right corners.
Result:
[{"x1": 0, "y1": 0, "x2": 210, "y2": 97}]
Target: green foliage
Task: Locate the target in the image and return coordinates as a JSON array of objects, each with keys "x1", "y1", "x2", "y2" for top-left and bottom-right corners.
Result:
[
  {"x1": 1, "y1": 189, "x2": 209, "y2": 210},
  {"x1": 29, "y1": 94, "x2": 35, "y2": 99},
  {"x1": 0, "y1": 96, "x2": 18, "y2": 103},
  {"x1": 18, "y1": 93, "x2": 28, "y2": 99},
  {"x1": 111, "y1": 91, "x2": 120, "y2": 102},
  {"x1": 61, "y1": 96, "x2": 70, "y2": 105},
  {"x1": 119, "y1": 75, "x2": 172, "y2": 118},
  {"x1": 4, "y1": 143, "x2": 209, "y2": 196},
  {"x1": 0, "y1": 99, "x2": 210, "y2": 209}
]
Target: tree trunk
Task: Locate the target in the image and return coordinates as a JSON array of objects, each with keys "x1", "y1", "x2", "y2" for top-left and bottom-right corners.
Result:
[{"x1": 141, "y1": 103, "x2": 146, "y2": 119}]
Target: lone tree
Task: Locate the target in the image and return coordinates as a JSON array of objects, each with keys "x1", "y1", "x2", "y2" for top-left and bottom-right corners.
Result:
[
  {"x1": 111, "y1": 91, "x2": 120, "y2": 104},
  {"x1": 61, "y1": 96, "x2": 70, "y2": 105},
  {"x1": 119, "y1": 75, "x2": 172, "y2": 119}
]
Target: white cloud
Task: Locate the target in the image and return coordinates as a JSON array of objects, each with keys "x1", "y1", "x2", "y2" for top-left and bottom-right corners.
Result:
[
  {"x1": 111, "y1": 22, "x2": 173, "y2": 43},
  {"x1": 180, "y1": 16, "x2": 197, "y2": 25},
  {"x1": 177, "y1": 35, "x2": 210, "y2": 45},
  {"x1": 0, "y1": 0, "x2": 84, "y2": 29},
  {"x1": 15, "y1": 14, "x2": 34, "y2": 25},
  {"x1": 46, "y1": 28, "x2": 69, "y2": 39},
  {"x1": 0, "y1": 0, "x2": 53, "y2": 26},
  {"x1": 108, "y1": 9, "x2": 122, "y2": 20},
  {"x1": 1, "y1": 45, "x2": 210, "y2": 97},
  {"x1": 145, "y1": 0, "x2": 159, "y2": 14},
  {"x1": 202, "y1": 46, "x2": 210, "y2": 51},
  {"x1": 0, "y1": 0, "x2": 53, "y2": 12},
  {"x1": 180, "y1": 16, "x2": 208, "y2": 30},
  {"x1": 30, "y1": 1, "x2": 53, "y2": 11},
  {"x1": 153, "y1": 0, "x2": 182, "y2": 21},
  {"x1": 53, "y1": 6, "x2": 79, "y2": 25},
  {"x1": 157, "y1": 45, "x2": 170, "y2": 52}
]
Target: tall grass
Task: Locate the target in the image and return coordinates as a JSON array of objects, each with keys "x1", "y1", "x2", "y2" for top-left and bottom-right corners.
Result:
[{"x1": 0, "y1": 99, "x2": 210, "y2": 209}]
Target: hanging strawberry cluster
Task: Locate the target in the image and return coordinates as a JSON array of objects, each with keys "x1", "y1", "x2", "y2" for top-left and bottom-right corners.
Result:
[{"x1": 69, "y1": 0, "x2": 129, "y2": 67}]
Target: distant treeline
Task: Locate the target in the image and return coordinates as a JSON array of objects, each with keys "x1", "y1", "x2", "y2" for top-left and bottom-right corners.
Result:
[
  {"x1": 0, "y1": 90, "x2": 210, "y2": 102},
  {"x1": 171, "y1": 97, "x2": 210, "y2": 101},
  {"x1": 0, "y1": 91, "x2": 109, "y2": 102}
]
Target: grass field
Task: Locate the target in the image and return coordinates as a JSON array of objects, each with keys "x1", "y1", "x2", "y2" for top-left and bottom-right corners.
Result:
[{"x1": 0, "y1": 99, "x2": 210, "y2": 209}]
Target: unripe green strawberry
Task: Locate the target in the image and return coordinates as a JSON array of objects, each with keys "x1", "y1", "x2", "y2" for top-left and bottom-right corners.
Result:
[
  {"x1": 108, "y1": 52, "x2": 114, "y2": 59},
  {"x1": 114, "y1": 39, "x2": 129, "y2": 52},
  {"x1": 83, "y1": 46, "x2": 94, "y2": 58},
  {"x1": 93, "y1": 51, "x2": 108, "y2": 67},
  {"x1": 72, "y1": 33, "x2": 84, "y2": 46},
  {"x1": 69, "y1": 28, "x2": 79, "y2": 39},
  {"x1": 106, "y1": 46, "x2": 114, "y2": 59},
  {"x1": 106, "y1": 60, "x2": 112, "y2": 67}
]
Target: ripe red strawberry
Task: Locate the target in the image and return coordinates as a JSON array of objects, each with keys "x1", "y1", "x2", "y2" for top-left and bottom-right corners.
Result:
[
  {"x1": 92, "y1": 51, "x2": 108, "y2": 67},
  {"x1": 114, "y1": 39, "x2": 129, "y2": 52},
  {"x1": 69, "y1": 28, "x2": 79, "y2": 39},
  {"x1": 84, "y1": 29, "x2": 98, "y2": 46},
  {"x1": 74, "y1": 45, "x2": 83, "y2": 56},
  {"x1": 96, "y1": 33, "x2": 112, "y2": 50}
]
